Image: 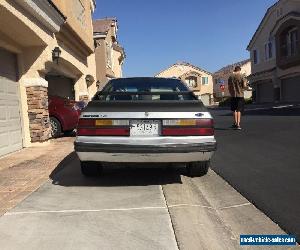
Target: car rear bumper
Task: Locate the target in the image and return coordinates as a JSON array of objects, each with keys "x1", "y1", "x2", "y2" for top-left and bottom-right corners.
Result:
[
  {"x1": 75, "y1": 136, "x2": 216, "y2": 163},
  {"x1": 76, "y1": 151, "x2": 214, "y2": 163},
  {"x1": 75, "y1": 142, "x2": 216, "y2": 153}
]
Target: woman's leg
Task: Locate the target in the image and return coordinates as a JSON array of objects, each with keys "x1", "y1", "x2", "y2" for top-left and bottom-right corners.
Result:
[{"x1": 237, "y1": 111, "x2": 241, "y2": 126}]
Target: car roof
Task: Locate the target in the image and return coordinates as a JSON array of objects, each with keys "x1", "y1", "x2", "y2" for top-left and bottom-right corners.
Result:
[{"x1": 108, "y1": 77, "x2": 181, "y2": 82}]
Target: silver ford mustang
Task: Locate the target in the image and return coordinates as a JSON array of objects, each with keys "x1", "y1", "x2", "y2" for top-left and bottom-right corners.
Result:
[{"x1": 75, "y1": 77, "x2": 216, "y2": 177}]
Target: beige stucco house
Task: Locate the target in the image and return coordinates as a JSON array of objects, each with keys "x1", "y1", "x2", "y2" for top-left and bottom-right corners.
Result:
[
  {"x1": 93, "y1": 18, "x2": 125, "y2": 90},
  {"x1": 155, "y1": 62, "x2": 213, "y2": 106},
  {"x1": 213, "y1": 59, "x2": 252, "y2": 100},
  {"x1": 247, "y1": 0, "x2": 300, "y2": 103},
  {"x1": 0, "y1": 0, "x2": 97, "y2": 157}
]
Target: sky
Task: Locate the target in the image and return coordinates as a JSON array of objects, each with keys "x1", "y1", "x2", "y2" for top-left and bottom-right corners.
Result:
[{"x1": 94, "y1": 0, "x2": 278, "y2": 77}]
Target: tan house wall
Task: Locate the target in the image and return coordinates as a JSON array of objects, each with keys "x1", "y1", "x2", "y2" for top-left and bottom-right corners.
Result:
[
  {"x1": 0, "y1": 0, "x2": 97, "y2": 148},
  {"x1": 52, "y1": 0, "x2": 94, "y2": 51},
  {"x1": 247, "y1": 0, "x2": 300, "y2": 103},
  {"x1": 94, "y1": 19, "x2": 125, "y2": 90},
  {"x1": 95, "y1": 40, "x2": 107, "y2": 89},
  {"x1": 112, "y1": 50, "x2": 123, "y2": 78},
  {"x1": 156, "y1": 64, "x2": 213, "y2": 97},
  {"x1": 105, "y1": 26, "x2": 115, "y2": 78},
  {"x1": 249, "y1": 0, "x2": 300, "y2": 74}
]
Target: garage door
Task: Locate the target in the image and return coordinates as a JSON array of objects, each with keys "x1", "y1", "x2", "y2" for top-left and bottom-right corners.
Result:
[
  {"x1": 201, "y1": 94, "x2": 210, "y2": 106},
  {"x1": 0, "y1": 48, "x2": 22, "y2": 157},
  {"x1": 257, "y1": 82, "x2": 273, "y2": 103},
  {"x1": 282, "y1": 76, "x2": 300, "y2": 102},
  {"x1": 47, "y1": 75, "x2": 75, "y2": 99}
]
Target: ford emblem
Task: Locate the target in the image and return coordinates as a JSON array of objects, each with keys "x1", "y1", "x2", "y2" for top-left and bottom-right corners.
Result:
[{"x1": 195, "y1": 113, "x2": 203, "y2": 117}]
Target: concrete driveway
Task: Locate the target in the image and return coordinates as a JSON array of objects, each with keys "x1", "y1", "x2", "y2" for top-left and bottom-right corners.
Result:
[{"x1": 0, "y1": 151, "x2": 289, "y2": 250}]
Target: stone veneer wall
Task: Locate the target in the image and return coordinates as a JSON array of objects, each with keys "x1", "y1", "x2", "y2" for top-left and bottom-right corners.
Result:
[{"x1": 26, "y1": 86, "x2": 51, "y2": 142}]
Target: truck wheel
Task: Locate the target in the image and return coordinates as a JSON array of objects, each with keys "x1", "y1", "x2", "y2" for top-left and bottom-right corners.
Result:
[
  {"x1": 187, "y1": 161, "x2": 210, "y2": 177},
  {"x1": 80, "y1": 161, "x2": 103, "y2": 177},
  {"x1": 50, "y1": 117, "x2": 62, "y2": 138}
]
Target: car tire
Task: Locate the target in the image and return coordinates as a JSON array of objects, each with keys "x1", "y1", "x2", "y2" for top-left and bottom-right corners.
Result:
[
  {"x1": 50, "y1": 117, "x2": 62, "y2": 138},
  {"x1": 187, "y1": 161, "x2": 210, "y2": 177},
  {"x1": 80, "y1": 161, "x2": 103, "y2": 177}
]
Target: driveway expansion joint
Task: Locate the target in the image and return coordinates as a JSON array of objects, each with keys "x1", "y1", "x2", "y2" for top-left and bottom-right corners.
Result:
[
  {"x1": 159, "y1": 185, "x2": 180, "y2": 250},
  {"x1": 4, "y1": 206, "x2": 168, "y2": 216}
]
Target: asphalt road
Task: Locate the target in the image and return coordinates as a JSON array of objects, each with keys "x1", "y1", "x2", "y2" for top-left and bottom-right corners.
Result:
[
  {"x1": 0, "y1": 153, "x2": 287, "y2": 250},
  {"x1": 210, "y1": 105, "x2": 300, "y2": 243}
]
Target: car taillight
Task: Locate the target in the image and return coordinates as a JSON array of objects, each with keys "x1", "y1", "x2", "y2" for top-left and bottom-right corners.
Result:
[
  {"x1": 77, "y1": 119, "x2": 130, "y2": 136},
  {"x1": 162, "y1": 119, "x2": 214, "y2": 136}
]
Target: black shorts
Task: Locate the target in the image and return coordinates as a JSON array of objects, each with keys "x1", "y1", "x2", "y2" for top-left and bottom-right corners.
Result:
[{"x1": 231, "y1": 97, "x2": 245, "y2": 112}]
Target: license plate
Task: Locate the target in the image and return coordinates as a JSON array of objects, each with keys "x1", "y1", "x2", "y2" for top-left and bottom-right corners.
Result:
[{"x1": 130, "y1": 120, "x2": 160, "y2": 137}]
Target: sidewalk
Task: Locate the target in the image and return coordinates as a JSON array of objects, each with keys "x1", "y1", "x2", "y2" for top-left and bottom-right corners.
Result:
[{"x1": 0, "y1": 137, "x2": 74, "y2": 216}]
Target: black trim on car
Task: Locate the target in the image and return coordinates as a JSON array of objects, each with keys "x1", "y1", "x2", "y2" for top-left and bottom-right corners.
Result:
[
  {"x1": 74, "y1": 142, "x2": 217, "y2": 154},
  {"x1": 83, "y1": 100, "x2": 207, "y2": 112}
]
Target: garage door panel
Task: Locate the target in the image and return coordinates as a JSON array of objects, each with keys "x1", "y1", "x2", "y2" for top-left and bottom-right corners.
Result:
[
  {"x1": 0, "y1": 133, "x2": 9, "y2": 146},
  {"x1": 10, "y1": 130, "x2": 22, "y2": 146},
  {"x1": 0, "y1": 143, "x2": 21, "y2": 157},
  {"x1": 282, "y1": 77, "x2": 300, "y2": 102},
  {"x1": 0, "y1": 49, "x2": 22, "y2": 157},
  {"x1": 3, "y1": 120, "x2": 21, "y2": 130},
  {"x1": 7, "y1": 83, "x2": 18, "y2": 94},
  {"x1": 8, "y1": 106, "x2": 21, "y2": 120},
  {"x1": 257, "y1": 83, "x2": 273, "y2": 103},
  {"x1": 0, "y1": 107, "x2": 6, "y2": 120}
]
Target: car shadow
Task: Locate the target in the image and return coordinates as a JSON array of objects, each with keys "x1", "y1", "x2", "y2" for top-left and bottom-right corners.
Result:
[{"x1": 49, "y1": 152, "x2": 183, "y2": 187}]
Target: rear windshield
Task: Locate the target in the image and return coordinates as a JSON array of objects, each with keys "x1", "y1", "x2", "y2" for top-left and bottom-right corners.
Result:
[{"x1": 93, "y1": 78, "x2": 197, "y2": 101}]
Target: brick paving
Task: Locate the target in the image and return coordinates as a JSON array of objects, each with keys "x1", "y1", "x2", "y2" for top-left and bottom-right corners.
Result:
[{"x1": 0, "y1": 137, "x2": 74, "y2": 216}]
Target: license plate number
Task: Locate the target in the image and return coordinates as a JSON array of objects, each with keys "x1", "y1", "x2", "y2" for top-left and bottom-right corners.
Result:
[{"x1": 130, "y1": 120, "x2": 160, "y2": 137}]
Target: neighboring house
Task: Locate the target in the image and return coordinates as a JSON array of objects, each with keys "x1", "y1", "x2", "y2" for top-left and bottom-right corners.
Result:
[
  {"x1": 0, "y1": 0, "x2": 97, "y2": 157},
  {"x1": 213, "y1": 59, "x2": 252, "y2": 100},
  {"x1": 93, "y1": 18, "x2": 126, "y2": 90},
  {"x1": 247, "y1": 0, "x2": 300, "y2": 103},
  {"x1": 155, "y1": 62, "x2": 214, "y2": 106}
]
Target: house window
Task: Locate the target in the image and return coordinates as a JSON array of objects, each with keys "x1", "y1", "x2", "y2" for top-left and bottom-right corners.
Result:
[
  {"x1": 202, "y1": 77, "x2": 209, "y2": 85},
  {"x1": 253, "y1": 49, "x2": 259, "y2": 64},
  {"x1": 289, "y1": 28, "x2": 298, "y2": 56},
  {"x1": 72, "y1": 0, "x2": 86, "y2": 27},
  {"x1": 280, "y1": 27, "x2": 299, "y2": 57},
  {"x1": 264, "y1": 39, "x2": 275, "y2": 60},
  {"x1": 185, "y1": 76, "x2": 197, "y2": 88}
]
